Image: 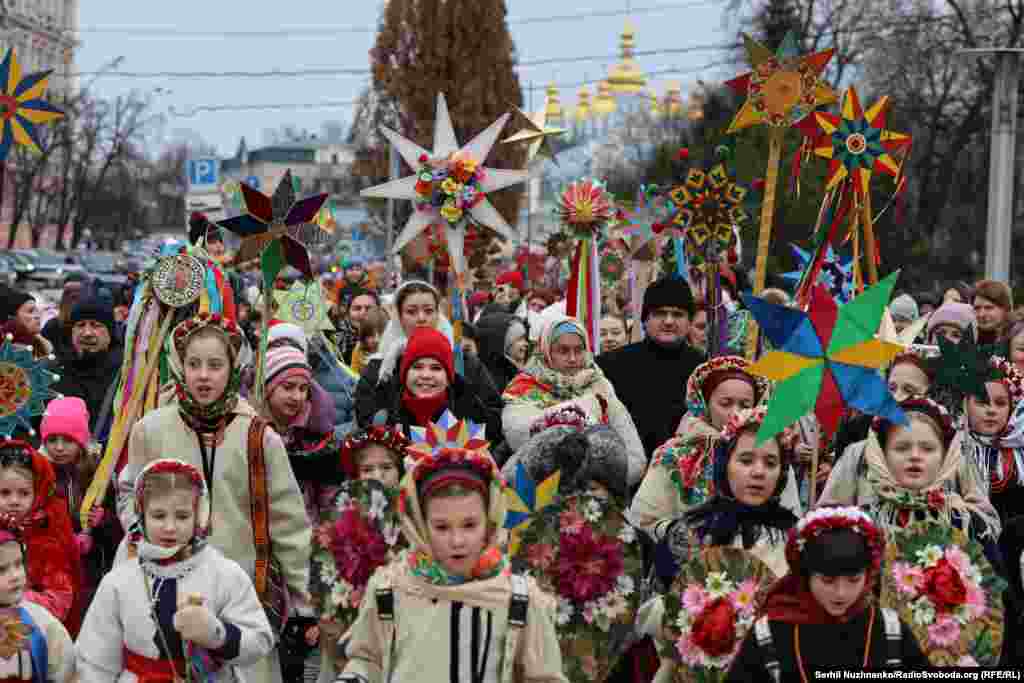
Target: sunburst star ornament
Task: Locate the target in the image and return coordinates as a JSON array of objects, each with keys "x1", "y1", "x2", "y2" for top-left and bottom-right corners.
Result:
[
  {"x1": 501, "y1": 105, "x2": 567, "y2": 167},
  {"x1": 274, "y1": 281, "x2": 333, "y2": 338},
  {"x1": 361, "y1": 93, "x2": 528, "y2": 276},
  {"x1": 407, "y1": 410, "x2": 489, "y2": 459},
  {"x1": 725, "y1": 33, "x2": 837, "y2": 133},
  {"x1": 0, "y1": 338, "x2": 60, "y2": 437},
  {"x1": 0, "y1": 48, "x2": 64, "y2": 160},
  {"x1": 798, "y1": 86, "x2": 911, "y2": 198}
]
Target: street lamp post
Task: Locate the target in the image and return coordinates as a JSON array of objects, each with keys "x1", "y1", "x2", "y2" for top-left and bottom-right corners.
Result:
[{"x1": 959, "y1": 48, "x2": 1024, "y2": 282}]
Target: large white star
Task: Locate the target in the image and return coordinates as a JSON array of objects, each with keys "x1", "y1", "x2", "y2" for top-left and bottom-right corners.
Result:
[{"x1": 360, "y1": 93, "x2": 528, "y2": 274}]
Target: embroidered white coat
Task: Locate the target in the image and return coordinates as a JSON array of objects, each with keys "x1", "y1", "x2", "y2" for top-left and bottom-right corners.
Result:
[{"x1": 75, "y1": 545, "x2": 274, "y2": 682}]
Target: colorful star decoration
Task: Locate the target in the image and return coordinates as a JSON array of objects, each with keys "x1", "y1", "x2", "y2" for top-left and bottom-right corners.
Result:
[
  {"x1": 556, "y1": 178, "x2": 616, "y2": 239},
  {"x1": 504, "y1": 461, "x2": 560, "y2": 555},
  {"x1": 218, "y1": 169, "x2": 328, "y2": 287},
  {"x1": 619, "y1": 185, "x2": 670, "y2": 257},
  {"x1": 663, "y1": 163, "x2": 747, "y2": 264},
  {"x1": 0, "y1": 339, "x2": 60, "y2": 437},
  {"x1": 407, "y1": 410, "x2": 489, "y2": 459},
  {"x1": 501, "y1": 105, "x2": 567, "y2": 166},
  {"x1": 742, "y1": 272, "x2": 907, "y2": 443},
  {"x1": 932, "y1": 336, "x2": 992, "y2": 405},
  {"x1": 0, "y1": 48, "x2": 64, "y2": 160},
  {"x1": 274, "y1": 281, "x2": 333, "y2": 338},
  {"x1": 361, "y1": 93, "x2": 528, "y2": 275},
  {"x1": 782, "y1": 243, "x2": 854, "y2": 303},
  {"x1": 797, "y1": 86, "x2": 911, "y2": 197},
  {"x1": 725, "y1": 32, "x2": 837, "y2": 133}
]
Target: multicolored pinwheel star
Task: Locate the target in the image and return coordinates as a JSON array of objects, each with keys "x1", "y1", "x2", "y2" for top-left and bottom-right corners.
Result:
[
  {"x1": 797, "y1": 86, "x2": 911, "y2": 197},
  {"x1": 361, "y1": 93, "x2": 527, "y2": 275},
  {"x1": 505, "y1": 461, "x2": 560, "y2": 555},
  {"x1": 742, "y1": 272, "x2": 907, "y2": 443},
  {"x1": 726, "y1": 32, "x2": 837, "y2": 133},
  {"x1": 782, "y1": 243, "x2": 854, "y2": 303},
  {"x1": 218, "y1": 169, "x2": 328, "y2": 287},
  {"x1": 408, "y1": 410, "x2": 489, "y2": 459},
  {"x1": 0, "y1": 48, "x2": 64, "y2": 160}
]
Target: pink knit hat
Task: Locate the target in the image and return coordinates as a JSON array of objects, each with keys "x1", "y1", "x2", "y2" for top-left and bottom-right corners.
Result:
[
  {"x1": 41, "y1": 397, "x2": 90, "y2": 451},
  {"x1": 264, "y1": 346, "x2": 312, "y2": 398}
]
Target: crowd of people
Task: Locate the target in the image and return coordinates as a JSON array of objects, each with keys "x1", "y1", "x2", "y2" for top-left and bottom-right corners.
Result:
[{"x1": 0, "y1": 221, "x2": 1022, "y2": 682}]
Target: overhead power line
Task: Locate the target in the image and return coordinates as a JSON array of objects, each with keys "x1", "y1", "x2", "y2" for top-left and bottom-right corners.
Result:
[
  {"x1": 167, "y1": 60, "x2": 730, "y2": 117},
  {"x1": 75, "y1": 1, "x2": 719, "y2": 36}
]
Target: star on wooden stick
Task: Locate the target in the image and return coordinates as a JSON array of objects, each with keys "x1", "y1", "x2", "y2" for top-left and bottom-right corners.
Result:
[{"x1": 501, "y1": 105, "x2": 567, "y2": 167}]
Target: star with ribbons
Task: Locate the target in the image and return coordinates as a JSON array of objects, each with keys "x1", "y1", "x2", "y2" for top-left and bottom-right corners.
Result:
[
  {"x1": 725, "y1": 32, "x2": 837, "y2": 133},
  {"x1": 0, "y1": 48, "x2": 64, "y2": 160},
  {"x1": 0, "y1": 338, "x2": 60, "y2": 437},
  {"x1": 664, "y1": 163, "x2": 747, "y2": 265},
  {"x1": 501, "y1": 105, "x2": 567, "y2": 167},
  {"x1": 273, "y1": 281, "x2": 333, "y2": 338},
  {"x1": 408, "y1": 410, "x2": 489, "y2": 459},
  {"x1": 361, "y1": 93, "x2": 527, "y2": 275},
  {"x1": 217, "y1": 169, "x2": 328, "y2": 287},
  {"x1": 504, "y1": 461, "x2": 560, "y2": 555},
  {"x1": 782, "y1": 243, "x2": 854, "y2": 303},
  {"x1": 932, "y1": 335, "x2": 992, "y2": 405},
  {"x1": 620, "y1": 185, "x2": 670, "y2": 257},
  {"x1": 797, "y1": 86, "x2": 911, "y2": 198},
  {"x1": 741, "y1": 272, "x2": 906, "y2": 443}
]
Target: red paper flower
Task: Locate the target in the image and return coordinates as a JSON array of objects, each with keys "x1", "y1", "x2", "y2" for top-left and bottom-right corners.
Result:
[
  {"x1": 554, "y1": 525, "x2": 623, "y2": 603},
  {"x1": 752, "y1": 178, "x2": 766, "y2": 191},
  {"x1": 691, "y1": 598, "x2": 737, "y2": 657},
  {"x1": 330, "y1": 508, "x2": 390, "y2": 587},
  {"x1": 923, "y1": 557, "x2": 968, "y2": 611},
  {"x1": 676, "y1": 148, "x2": 690, "y2": 160}
]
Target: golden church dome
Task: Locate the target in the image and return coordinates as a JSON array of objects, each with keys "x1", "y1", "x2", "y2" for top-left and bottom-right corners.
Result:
[
  {"x1": 575, "y1": 86, "x2": 592, "y2": 121},
  {"x1": 606, "y1": 21, "x2": 647, "y2": 95},
  {"x1": 544, "y1": 83, "x2": 563, "y2": 124},
  {"x1": 593, "y1": 80, "x2": 617, "y2": 116}
]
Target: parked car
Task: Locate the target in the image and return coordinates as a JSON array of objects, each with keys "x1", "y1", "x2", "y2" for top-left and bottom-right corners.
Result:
[
  {"x1": 77, "y1": 251, "x2": 128, "y2": 287},
  {"x1": 0, "y1": 252, "x2": 34, "y2": 282},
  {"x1": 14, "y1": 249, "x2": 85, "y2": 287}
]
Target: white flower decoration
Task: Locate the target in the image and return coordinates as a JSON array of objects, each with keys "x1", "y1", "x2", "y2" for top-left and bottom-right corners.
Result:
[
  {"x1": 915, "y1": 545, "x2": 943, "y2": 568},
  {"x1": 583, "y1": 499, "x2": 603, "y2": 523},
  {"x1": 618, "y1": 524, "x2": 637, "y2": 544},
  {"x1": 369, "y1": 489, "x2": 388, "y2": 521},
  {"x1": 616, "y1": 575, "x2": 635, "y2": 596},
  {"x1": 556, "y1": 598, "x2": 574, "y2": 626}
]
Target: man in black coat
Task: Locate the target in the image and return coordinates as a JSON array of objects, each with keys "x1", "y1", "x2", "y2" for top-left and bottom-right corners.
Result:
[
  {"x1": 596, "y1": 277, "x2": 704, "y2": 459},
  {"x1": 52, "y1": 295, "x2": 123, "y2": 444}
]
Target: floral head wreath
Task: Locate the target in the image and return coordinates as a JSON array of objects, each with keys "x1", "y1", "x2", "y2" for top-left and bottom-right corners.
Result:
[
  {"x1": 872, "y1": 397, "x2": 954, "y2": 446},
  {"x1": 339, "y1": 414, "x2": 411, "y2": 479},
  {"x1": 133, "y1": 458, "x2": 210, "y2": 535},
  {"x1": 719, "y1": 405, "x2": 798, "y2": 456},
  {"x1": 528, "y1": 404, "x2": 595, "y2": 438},
  {"x1": 171, "y1": 312, "x2": 244, "y2": 362},
  {"x1": 685, "y1": 355, "x2": 770, "y2": 418},
  {"x1": 988, "y1": 356, "x2": 1024, "y2": 406},
  {"x1": 787, "y1": 506, "x2": 883, "y2": 574}
]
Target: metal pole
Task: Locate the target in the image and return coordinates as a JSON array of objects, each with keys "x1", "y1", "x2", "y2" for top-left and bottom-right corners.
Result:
[
  {"x1": 960, "y1": 48, "x2": 1022, "y2": 283},
  {"x1": 986, "y1": 52, "x2": 1018, "y2": 282},
  {"x1": 526, "y1": 81, "x2": 534, "y2": 290},
  {"x1": 385, "y1": 143, "x2": 398, "y2": 289}
]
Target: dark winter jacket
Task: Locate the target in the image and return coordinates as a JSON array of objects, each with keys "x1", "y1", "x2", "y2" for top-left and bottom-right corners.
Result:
[
  {"x1": 52, "y1": 344, "x2": 123, "y2": 443},
  {"x1": 474, "y1": 312, "x2": 526, "y2": 394}
]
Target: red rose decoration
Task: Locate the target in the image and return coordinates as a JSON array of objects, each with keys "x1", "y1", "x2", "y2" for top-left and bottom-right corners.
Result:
[
  {"x1": 691, "y1": 598, "x2": 737, "y2": 658},
  {"x1": 923, "y1": 557, "x2": 968, "y2": 610},
  {"x1": 418, "y1": 154, "x2": 428, "y2": 163},
  {"x1": 676, "y1": 148, "x2": 690, "y2": 160},
  {"x1": 554, "y1": 525, "x2": 623, "y2": 603},
  {"x1": 330, "y1": 508, "x2": 390, "y2": 587}
]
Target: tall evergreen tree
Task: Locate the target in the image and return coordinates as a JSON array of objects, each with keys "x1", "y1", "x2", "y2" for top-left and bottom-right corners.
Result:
[
  {"x1": 370, "y1": 0, "x2": 525, "y2": 229},
  {"x1": 751, "y1": 0, "x2": 803, "y2": 51}
]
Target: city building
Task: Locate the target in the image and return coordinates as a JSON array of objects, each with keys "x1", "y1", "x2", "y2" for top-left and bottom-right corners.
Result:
[{"x1": 0, "y1": 0, "x2": 79, "y2": 96}]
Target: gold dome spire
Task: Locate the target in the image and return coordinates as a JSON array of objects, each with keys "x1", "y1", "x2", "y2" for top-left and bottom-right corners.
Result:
[
  {"x1": 686, "y1": 87, "x2": 706, "y2": 121},
  {"x1": 647, "y1": 89, "x2": 661, "y2": 117},
  {"x1": 575, "y1": 86, "x2": 592, "y2": 121},
  {"x1": 593, "y1": 80, "x2": 617, "y2": 116},
  {"x1": 607, "y1": 20, "x2": 647, "y2": 95},
  {"x1": 544, "y1": 83, "x2": 563, "y2": 124},
  {"x1": 663, "y1": 81, "x2": 683, "y2": 117}
]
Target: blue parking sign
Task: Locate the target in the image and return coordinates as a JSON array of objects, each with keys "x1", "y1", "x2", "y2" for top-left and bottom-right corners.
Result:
[{"x1": 187, "y1": 159, "x2": 220, "y2": 189}]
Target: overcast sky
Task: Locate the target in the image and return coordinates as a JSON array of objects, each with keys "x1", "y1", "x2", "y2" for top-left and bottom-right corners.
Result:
[{"x1": 75, "y1": 0, "x2": 731, "y2": 157}]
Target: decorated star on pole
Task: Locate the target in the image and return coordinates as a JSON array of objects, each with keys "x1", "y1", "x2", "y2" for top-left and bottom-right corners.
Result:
[
  {"x1": 504, "y1": 461, "x2": 561, "y2": 554},
  {"x1": 218, "y1": 169, "x2": 329, "y2": 289},
  {"x1": 274, "y1": 281, "x2": 333, "y2": 339},
  {"x1": 360, "y1": 93, "x2": 528, "y2": 276},
  {"x1": 501, "y1": 105, "x2": 567, "y2": 167},
  {"x1": 932, "y1": 335, "x2": 992, "y2": 405},
  {"x1": 0, "y1": 338, "x2": 60, "y2": 437},
  {"x1": 782, "y1": 243, "x2": 854, "y2": 303},
  {"x1": 797, "y1": 86, "x2": 911, "y2": 198},
  {"x1": 664, "y1": 163, "x2": 749, "y2": 268},
  {"x1": 0, "y1": 48, "x2": 64, "y2": 160},
  {"x1": 619, "y1": 185, "x2": 669, "y2": 257},
  {"x1": 725, "y1": 33, "x2": 838, "y2": 133},
  {"x1": 741, "y1": 271, "x2": 907, "y2": 444}
]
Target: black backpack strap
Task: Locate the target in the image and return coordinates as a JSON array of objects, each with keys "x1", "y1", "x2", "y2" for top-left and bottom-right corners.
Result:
[{"x1": 880, "y1": 607, "x2": 903, "y2": 668}]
